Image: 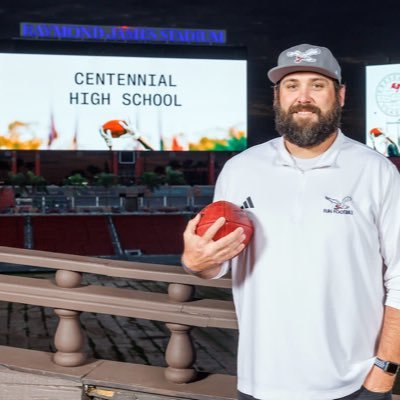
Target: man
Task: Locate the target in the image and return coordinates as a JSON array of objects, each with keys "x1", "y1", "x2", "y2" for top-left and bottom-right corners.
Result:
[{"x1": 182, "y1": 44, "x2": 400, "y2": 400}]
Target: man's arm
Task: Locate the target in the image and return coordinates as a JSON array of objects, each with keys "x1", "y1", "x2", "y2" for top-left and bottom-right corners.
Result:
[
  {"x1": 181, "y1": 213, "x2": 246, "y2": 279},
  {"x1": 365, "y1": 164, "x2": 400, "y2": 392},
  {"x1": 363, "y1": 306, "x2": 400, "y2": 392}
]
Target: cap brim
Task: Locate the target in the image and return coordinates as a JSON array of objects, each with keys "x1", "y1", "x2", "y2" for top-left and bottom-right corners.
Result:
[{"x1": 268, "y1": 65, "x2": 340, "y2": 84}]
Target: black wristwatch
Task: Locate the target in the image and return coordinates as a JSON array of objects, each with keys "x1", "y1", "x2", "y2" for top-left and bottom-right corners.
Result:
[{"x1": 374, "y1": 357, "x2": 400, "y2": 375}]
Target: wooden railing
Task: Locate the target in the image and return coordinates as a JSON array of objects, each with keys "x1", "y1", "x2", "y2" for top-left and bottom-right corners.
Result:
[{"x1": 0, "y1": 246, "x2": 236, "y2": 398}]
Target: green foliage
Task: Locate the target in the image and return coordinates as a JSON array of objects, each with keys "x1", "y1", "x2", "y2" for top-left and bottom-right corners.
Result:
[
  {"x1": 7, "y1": 171, "x2": 47, "y2": 186},
  {"x1": 64, "y1": 173, "x2": 88, "y2": 186},
  {"x1": 26, "y1": 171, "x2": 47, "y2": 187},
  {"x1": 165, "y1": 166, "x2": 186, "y2": 185},
  {"x1": 140, "y1": 167, "x2": 187, "y2": 189},
  {"x1": 7, "y1": 172, "x2": 27, "y2": 187},
  {"x1": 227, "y1": 135, "x2": 247, "y2": 151},
  {"x1": 212, "y1": 135, "x2": 247, "y2": 151},
  {"x1": 140, "y1": 172, "x2": 165, "y2": 190},
  {"x1": 93, "y1": 172, "x2": 118, "y2": 188}
]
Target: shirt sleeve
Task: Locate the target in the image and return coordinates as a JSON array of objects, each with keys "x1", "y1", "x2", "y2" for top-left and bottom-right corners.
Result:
[{"x1": 380, "y1": 163, "x2": 400, "y2": 308}]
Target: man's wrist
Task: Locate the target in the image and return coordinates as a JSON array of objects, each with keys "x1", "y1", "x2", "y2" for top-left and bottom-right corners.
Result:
[
  {"x1": 181, "y1": 261, "x2": 201, "y2": 276},
  {"x1": 363, "y1": 365, "x2": 396, "y2": 393},
  {"x1": 374, "y1": 357, "x2": 400, "y2": 375}
]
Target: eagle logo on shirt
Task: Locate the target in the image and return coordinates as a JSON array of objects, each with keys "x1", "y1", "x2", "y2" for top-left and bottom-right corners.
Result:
[
  {"x1": 286, "y1": 48, "x2": 321, "y2": 64},
  {"x1": 323, "y1": 196, "x2": 354, "y2": 215},
  {"x1": 325, "y1": 196, "x2": 352, "y2": 210}
]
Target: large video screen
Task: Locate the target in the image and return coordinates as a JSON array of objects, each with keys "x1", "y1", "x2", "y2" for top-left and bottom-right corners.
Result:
[
  {"x1": 0, "y1": 52, "x2": 246, "y2": 151},
  {"x1": 366, "y1": 64, "x2": 400, "y2": 156}
]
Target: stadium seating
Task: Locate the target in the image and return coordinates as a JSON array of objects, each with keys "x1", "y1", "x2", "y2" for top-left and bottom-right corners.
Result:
[
  {"x1": 113, "y1": 215, "x2": 187, "y2": 254},
  {"x1": 31, "y1": 216, "x2": 115, "y2": 256},
  {"x1": 0, "y1": 217, "x2": 24, "y2": 248}
]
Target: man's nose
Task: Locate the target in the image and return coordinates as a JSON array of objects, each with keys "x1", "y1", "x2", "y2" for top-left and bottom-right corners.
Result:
[{"x1": 296, "y1": 87, "x2": 312, "y2": 103}]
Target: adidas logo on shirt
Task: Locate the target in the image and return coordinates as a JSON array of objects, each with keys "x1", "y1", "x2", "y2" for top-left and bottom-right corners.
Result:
[{"x1": 241, "y1": 196, "x2": 254, "y2": 209}]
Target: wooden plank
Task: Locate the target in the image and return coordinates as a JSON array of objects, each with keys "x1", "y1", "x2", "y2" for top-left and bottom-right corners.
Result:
[
  {"x1": 83, "y1": 360, "x2": 236, "y2": 400},
  {"x1": 0, "y1": 246, "x2": 231, "y2": 288},
  {"x1": 0, "y1": 346, "x2": 102, "y2": 380},
  {"x1": 0, "y1": 275, "x2": 237, "y2": 329},
  {"x1": 0, "y1": 384, "x2": 84, "y2": 400},
  {"x1": 0, "y1": 365, "x2": 84, "y2": 400},
  {"x1": 86, "y1": 386, "x2": 191, "y2": 400},
  {"x1": 0, "y1": 346, "x2": 236, "y2": 400}
]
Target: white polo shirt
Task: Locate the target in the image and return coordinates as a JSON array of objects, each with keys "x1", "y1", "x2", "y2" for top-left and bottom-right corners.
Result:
[{"x1": 213, "y1": 131, "x2": 400, "y2": 400}]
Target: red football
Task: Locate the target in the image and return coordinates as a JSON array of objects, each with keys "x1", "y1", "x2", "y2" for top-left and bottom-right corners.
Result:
[
  {"x1": 102, "y1": 120, "x2": 127, "y2": 138},
  {"x1": 196, "y1": 200, "x2": 254, "y2": 247},
  {"x1": 370, "y1": 128, "x2": 383, "y2": 137}
]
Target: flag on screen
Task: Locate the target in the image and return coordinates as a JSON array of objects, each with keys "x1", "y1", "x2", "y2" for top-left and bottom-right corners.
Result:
[
  {"x1": 159, "y1": 134, "x2": 165, "y2": 151},
  {"x1": 171, "y1": 135, "x2": 183, "y2": 151},
  {"x1": 158, "y1": 111, "x2": 164, "y2": 150},
  {"x1": 72, "y1": 118, "x2": 78, "y2": 150},
  {"x1": 47, "y1": 111, "x2": 58, "y2": 149}
]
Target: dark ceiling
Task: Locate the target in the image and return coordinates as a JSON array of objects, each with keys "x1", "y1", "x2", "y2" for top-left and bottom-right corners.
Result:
[{"x1": 0, "y1": 0, "x2": 399, "y2": 146}]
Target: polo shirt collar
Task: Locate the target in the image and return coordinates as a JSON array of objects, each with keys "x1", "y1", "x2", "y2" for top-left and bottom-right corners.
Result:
[{"x1": 274, "y1": 129, "x2": 345, "y2": 169}]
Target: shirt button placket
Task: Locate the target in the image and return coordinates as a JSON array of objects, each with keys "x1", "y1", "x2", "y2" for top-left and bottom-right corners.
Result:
[{"x1": 293, "y1": 170, "x2": 307, "y2": 224}]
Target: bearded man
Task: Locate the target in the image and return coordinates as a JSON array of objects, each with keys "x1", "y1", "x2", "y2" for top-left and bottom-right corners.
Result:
[{"x1": 181, "y1": 44, "x2": 400, "y2": 400}]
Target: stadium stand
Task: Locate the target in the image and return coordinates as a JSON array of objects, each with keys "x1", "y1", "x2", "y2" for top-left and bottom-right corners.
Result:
[
  {"x1": 191, "y1": 185, "x2": 214, "y2": 210},
  {"x1": 31, "y1": 216, "x2": 115, "y2": 256},
  {"x1": 0, "y1": 216, "x2": 24, "y2": 248},
  {"x1": 113, "y1": 214, "x2": 188, "y2": 254}
]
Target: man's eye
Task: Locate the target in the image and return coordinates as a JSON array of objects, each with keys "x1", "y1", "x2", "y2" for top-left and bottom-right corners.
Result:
[
  {"x1": 312, "y1": 82, "x2": 325, "y2": 89},
  {"x1": 285, "y1": 84, "x2": 298, "y2": 90}
]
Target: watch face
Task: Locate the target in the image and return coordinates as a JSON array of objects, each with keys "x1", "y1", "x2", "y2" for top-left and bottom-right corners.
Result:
[
  {"x1": 375, "y1": 73, "x2": 400, "y2": 117},
  {"x1": 386, "y1": 363, "x2": 399, "y2": 374}
]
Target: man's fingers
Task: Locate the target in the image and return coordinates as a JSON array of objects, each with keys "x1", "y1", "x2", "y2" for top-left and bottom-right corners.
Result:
[
  {"x1": 216, "y1": 226, "x2": 245, "y2": 247},
  {"x1": 100, "y1": 129, "x2": 112, "y2": 140},
  {"x1": 119, "y1": 120, "x2": 129, "y2": 130},
  {"x1": 119, "y1": 120, "x2": 137, "y2": 136},
  {"x1": 207, "y1": 234, "x2": 246, "y2": 265},
  {"x1": 202, "y1": 217, "x2": 226, "y2": 241},
  {"x1": 185, "y1": 213, "x2": 201, "y2": 235},
  {"x1": 213, "y1": 232, "x2": 246, "y2": 262},
  {"x1": 228, "y1": 242, "x2": 246, "y2": 259}
]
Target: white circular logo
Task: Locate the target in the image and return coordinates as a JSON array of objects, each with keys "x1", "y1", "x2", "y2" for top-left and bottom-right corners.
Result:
[{"x1": 376, "y1": 73, "x2": 400, "y2": 117}]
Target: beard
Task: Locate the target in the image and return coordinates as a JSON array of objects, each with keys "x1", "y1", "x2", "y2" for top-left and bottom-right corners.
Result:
[{"x1": 274, "y1": 97, "x2": 342, "y2": 148}]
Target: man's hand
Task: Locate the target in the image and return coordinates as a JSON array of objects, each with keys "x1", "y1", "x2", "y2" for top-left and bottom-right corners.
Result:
[
  {"x1": 119, "y1": 120, "x2": 138, "y2": 138},
  {"x1": 119, "y1": 120, "x2": 154, "y2": 150},
  {"x1": 182, "y1": 213, "x2": 247, "y2": 276},
  {"x1": 363, "y1": 306, "x2": 400, "y2": 394},
  {"x1": 99, "y1": 128, "x2": 113, "y2": 150}
]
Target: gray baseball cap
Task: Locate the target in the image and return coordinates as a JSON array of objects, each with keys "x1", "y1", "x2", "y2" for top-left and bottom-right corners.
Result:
[{"x1": 267, "y1": 44, "x2": 342, "y2": 84}]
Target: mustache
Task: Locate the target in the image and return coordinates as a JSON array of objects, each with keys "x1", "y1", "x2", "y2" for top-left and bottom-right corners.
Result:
[{"x1": 289, "y1": 104, "x2": 321, "y2": 114}]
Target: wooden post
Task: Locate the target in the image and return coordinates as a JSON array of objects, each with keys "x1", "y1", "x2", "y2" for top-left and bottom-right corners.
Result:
[
  {"x1": 112, "y1": 152, "x2": 118, "y2": 175},
  {"x1": 11, "y1": 151, "x2": 17, "y2": 174},
  {"x1": 208, "y1": 152, "x2": 215, "y2": 185},
  {"x1": 164, "y1": 283, "x2": 197, "y2": 383},
  {"x1": 34, "y1": 151, "x2": 40, "y2": 176},
  {"x1": 53, "y1": 270, "x2": 86, "y2": 367},
  {"x1": 134, "y1": 151, "x2": 144, "y2": 182}
]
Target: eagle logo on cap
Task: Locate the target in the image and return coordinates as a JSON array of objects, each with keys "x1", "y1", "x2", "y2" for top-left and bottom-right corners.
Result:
[{"x1": 287, "y1": 48, "x2": 321, "y2": 64}]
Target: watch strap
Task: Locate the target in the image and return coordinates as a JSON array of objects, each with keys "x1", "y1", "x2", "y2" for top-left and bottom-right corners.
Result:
[{"x1": 374, "y1": 357, "x2": 400, "y2": 375}]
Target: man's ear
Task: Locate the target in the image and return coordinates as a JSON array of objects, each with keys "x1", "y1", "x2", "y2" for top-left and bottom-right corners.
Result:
[
  {"x1": 339, "y1": 84, "x2": 346, "y2": 107},
  {"x1": 273, "y1": 85, "x2": 279, "y2": 104}
]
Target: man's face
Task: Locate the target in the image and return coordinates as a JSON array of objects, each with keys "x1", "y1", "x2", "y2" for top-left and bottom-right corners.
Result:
[{"x1": 273, "y1": 72, "x2": 345, "y2": 148}]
